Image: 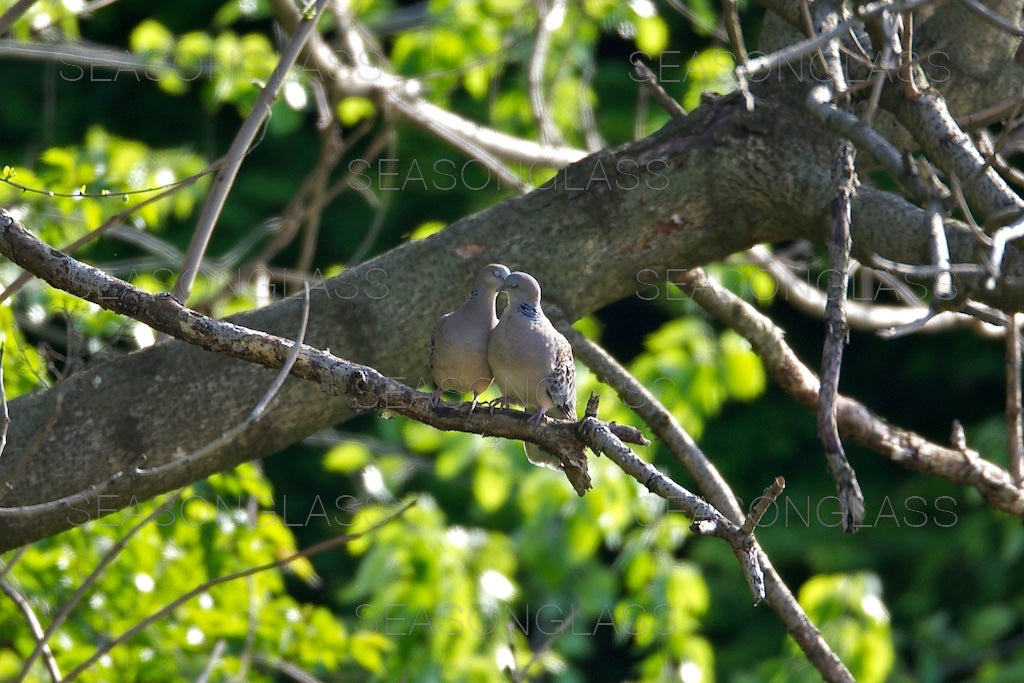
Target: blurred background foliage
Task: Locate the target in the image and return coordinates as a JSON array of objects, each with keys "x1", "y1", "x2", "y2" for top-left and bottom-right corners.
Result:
[{"x1": 1, "y1": 0, "x2": 1023, "y2": 681}]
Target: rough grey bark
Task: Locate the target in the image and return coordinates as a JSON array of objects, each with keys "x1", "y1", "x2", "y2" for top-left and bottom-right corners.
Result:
[{"x1": 3, "y1": 3, "x2": 1024, "y2": 550}]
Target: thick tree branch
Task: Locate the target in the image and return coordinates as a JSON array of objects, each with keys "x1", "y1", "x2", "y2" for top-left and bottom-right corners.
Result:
[
  {"x1": 0, "y1": 211, "x2": 611, "y2": 502},
  {"x1": 4, "y1": 88, "x2": 1024, "y2": 549}
]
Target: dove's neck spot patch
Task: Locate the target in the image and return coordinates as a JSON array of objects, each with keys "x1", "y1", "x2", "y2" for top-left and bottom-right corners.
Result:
[{"x1": 519, "y1": 302, "x2": 541, "y2": 320}]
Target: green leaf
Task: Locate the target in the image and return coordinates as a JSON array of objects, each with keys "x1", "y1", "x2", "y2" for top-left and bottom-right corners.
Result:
[
  {"x1": 337, "y1": 96, "x2": 376, "y2": 125},
  {"x1": 634, "y1": 15, "x2": 669, "y2": 55},
  {"x1": 683, "y1": 47, "x2": 735, "y2": 111},
  {"x1": 323, "y1": 441, "x2": 373, "y2": 473},
  {"x1": 720, "y1": 330, "x2": 766, "y2": 400},
  {"x1": 130, "y1": 19, "x2": 175, "y2": 54}
]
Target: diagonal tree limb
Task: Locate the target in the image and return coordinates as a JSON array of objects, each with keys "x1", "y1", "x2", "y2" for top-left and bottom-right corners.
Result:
[
  {"x1": 0, "y1": 210, "x2": 647, "y2": 508},
  {"x1": 671, "y1": 267, "x2": 1024, "y2": 521},
  {"x1": 563, "y1": 330, "x2": 853, "y2": 681},
  {"x1": 173, "y1": 0, "x2": 330, "y2": 305},
  {"x1": 1, "y1": 579, "x2": 61, "y2": 683}
]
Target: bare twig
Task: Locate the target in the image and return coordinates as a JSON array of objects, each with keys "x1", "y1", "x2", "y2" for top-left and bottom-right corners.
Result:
[
  {"x1": 746, "y1": 246, "x2": 1003, "y2": 337},
  {"x1": 721, "y1": 0, "x2": 748, "y2": 66},
  {"x1": 958, "y1": 88, "x2": 1024, "y2": 130},
  {"x1": 578, "y1": 414, "x2": 766, "y2": 604},
  {"x1": 806, "y1": 84, "x2": 931, "y2": 204},
  {"x1": 631, "y1": 58, "x2": 686, "y2": 120},
  {"x1": 562, "y1": 327, "x2": 743, "y2": 520},
  {"x1": 60, "y1": 499, "x2": 416, "y2": 683},
  {"x1": 0, "y1": 0, "x2": 38, "y2": 37},
  {"x1": 892, "y1": 87, "x2": 1024, "y2": 222},
  {"x1": 818, "y1": 138, "x2": 866, "y2": 533},
  {"x1": 1008, "y1": 313, "x2": 1024, "y2": 485},
  {"x1": 665, "y1": 0, "x2": 728, "y2": 41},
  {"x1": 741, "y1": 476, "x2": 786, "y2": 535},
  {"x1": 809, "y1": 2, "x2": 865, "y2": 532},
  {"x1": 672, "y1": 267, "x2": 1024, "y2": 520},
  {"x1": 1, "y1": 580, "x2": 62, "y2": 683},
  {"x1": 578, "y1": 58, "x2": 606, "y2": 152},
  {"x1": 251, "y1": 655, "x2": 323, "y2": 683},
  {"x1": 173, "y1": 0, "x2": 331, "y2": 304},
  {"x1": 0, "y1": 546, "x2": 26, "y2": 583}
]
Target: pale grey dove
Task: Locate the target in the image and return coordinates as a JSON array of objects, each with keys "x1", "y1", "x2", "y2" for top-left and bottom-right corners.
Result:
[
  {"x1": 487, "y1": 271, "x2": 576, "y2": 468},
  {"x1": 429, "y1": 263, "x2": 510, "y2": 411}
]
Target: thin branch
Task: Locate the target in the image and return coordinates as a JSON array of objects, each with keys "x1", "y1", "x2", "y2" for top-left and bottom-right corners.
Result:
[
  {"x1": 671, "y1": 267, "x2": 1024, "y2": 520},
  {"x1": 251, "y1": 655, "x2": 323, "y2": 683},
  {"x1": 1008, "y1": 313, "x2": 1024, "y2": 486},
  {"x1": 891, "y1": 85, "x2": 1024, "y2": 222},
  {"x1": 0, "y1": 345, "x2": 8, "y2": 460},
  {"x1": 269, "y1": 0, "x2": 585, "y2": 169},
  {"x1": 528, "y1": 0, "x2": 566, "y2": 145},
  {"x1": 60, "y1": 500, "x2": 416, "y2": 683},
  {"x1": 0, "y1": 159, "x2": 222, "y2": 304},
  {"x1": 173, "y1": 0, "x2": 330, "y2": 304},
  {"x1": 631, "y1": 58, "x2": 686, "y2": 120},
  {"x1": 578, "y1": 58, "x2": 606, "y2": 152},
  {"x1": 1, "y1": 580, "x2": 62, "y2": 683},
  {"x1": 958, "y1": 88, "x2": 1024, "y2": 130},
  {"x1": 14, "y1": 493, "x2": 184, "y2": 683},
  {"x1": 561, "y1": 326, "x2": 743, "y2": 521},
  {"x1": 809, "y1": 1, "x2": 865, "y2": 532},
  {"x1": 928, "y1": 201, "x2": 954, "y2": 300},
  {"x1": 515, "y1": 605, "x2": 575, "y2": 682},
  {"x1": 577, "y1": 410, "x2": 766, "y2": 604},
  {"x1": 195, "y1": 639, "x2": 227, "y2": 683},
  {"x1": 721, "y1": 0, "x2": 748, "y2": 66},
  {"x1": 805, "y1": 84, "x2": 932, "y2": 204},
  {"x1": 746, "y1": 246, "x2": 1004, "y2": 337},
  {"x1": 559, "y1": 329, "x2": 852, "y2": 681},
  {"x1": 665, "y1": 0, "x2": 728, "y2": 40},
  {"x1": 818, "y1": 136, "x2": 865, "y2": 533},
  {"x1": 0, "y1": 0, "x2": 37, "y2": 37},
  {"x1": 948, "y1": 171, "x2": 993, "y2": 247},
  {"x1": 742, "y1": 476, "x2": 786, "y2": 535},
  {"x1": 0, "y1": 546, "x2": 27, "y2": 583},
  {"x1": 343, "y1": 130, "x2": 398, "y2": 267},
  {"x1": 959, "y1": 0, "x2": 1024, "y2": 37}
]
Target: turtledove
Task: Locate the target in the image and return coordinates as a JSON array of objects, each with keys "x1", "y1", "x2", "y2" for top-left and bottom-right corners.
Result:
[
  {"x1": 487, "y1": 271, "x2": 576, "y2": 468},
  {"x1": 429, "y1": 263, "x2": 510, "y2": 411}
]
